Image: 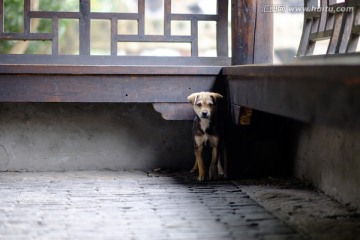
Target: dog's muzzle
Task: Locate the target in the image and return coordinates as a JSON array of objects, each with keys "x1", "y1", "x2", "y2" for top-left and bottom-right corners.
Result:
[{"x1": 201, "y1": 111, "x2": 209, "y2": 118}]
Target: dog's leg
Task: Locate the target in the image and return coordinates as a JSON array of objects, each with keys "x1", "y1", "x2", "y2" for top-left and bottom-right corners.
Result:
[
  {"x1": 217, "y1": 159, "x2": 224, "y2": 176},
  {"x1": 209, "y1": 146, "x2": 220, "y2": 180},
  {"x1": 195, "y1": 147, "x2": 205, "y2": 181},
  {"x1": 190, "y1": 159, "x2": 198, "y2": 173}
]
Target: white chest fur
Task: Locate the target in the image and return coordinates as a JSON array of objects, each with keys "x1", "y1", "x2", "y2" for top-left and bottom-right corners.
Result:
[
  {"x1": 200, "y1": 119, "x2": 210, "y2": 132},
  {"x1": 195, "y1": 119, "x2": 219, "y2": 148}
]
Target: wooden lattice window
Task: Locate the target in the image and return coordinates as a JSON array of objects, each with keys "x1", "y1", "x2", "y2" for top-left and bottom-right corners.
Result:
[
  {"x1": 0, "y1": 0, "x2": 229, "y2": 65},
  {"x1": 297, "y1": 0, "x2": 360, "y2": 56}
]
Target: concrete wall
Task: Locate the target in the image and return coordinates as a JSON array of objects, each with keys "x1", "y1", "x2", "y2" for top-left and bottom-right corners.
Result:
[
  {"x1": 294, "y1": 124, "x2": 360, "y2": 211},
  {"x1": 0, "y1": 103, "x2": 194, "y2": 172}
]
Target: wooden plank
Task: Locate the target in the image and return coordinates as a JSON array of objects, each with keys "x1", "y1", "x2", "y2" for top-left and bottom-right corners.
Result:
[
  {"x1": 293, "y1": 52, "x2": 360, "y2": 63},
  {"x1": 24, "y1": 0, "x2": 30, "y2": 34},
  {"x1": 311, "y1": 16, "x2": 320, "y2": 34},
  {"x1": 169, "y1": 14, "x2": 218, "y2": 21},
  {"x1": 164, "y1": 0, "x2": 171, "y2": 36},
  {"x1": 339, "y1": 10, "x2": 355, "y2": 53},
  {"x1": 0, "y1": 75, "x2": 218, "y2": 103},
  {"x1": 110, "y1": 17, "x2": 118, "y2": 56},
  {"x1": 52, "y1": 16, "x2": 59, "y2": 55},
  {"x1": 191, "y1": 20, "x2": 198, "y2": 57},
  {"x1": 138, "y1": 0, "x2": 145, "y2": 36},
  {"x1": 253, "y1": 0, "x2": 273, "y2": 64},
  {"x1": 0, "y1": 55, "x2": 231, "y2": 66},
  {"x1": 0, "y1": 65, "x2": 223, "y2": 75},
  {"x1": 217, "y1": 0, "x2": 228, "y2": 57},
  {"x1": 79, "y1": 0, "x2": 90, "y2": 55},
  {"x1": 89, "y1": 12, "x2": 139, "y2": 20},
  {"x1": 328, "y1": 13, "x2": 345, "y2": 54},
  {"x1": 224, "y1": 65, "x2": 360, "y2": 128},
  {"x1": 223, "y1": 64, "x2": 360, "y2": 78},
  {"x1": 0, "y1": 33, "x2": 53, "y2": 40},
  {"x1": 0, "y1": 0, "x2": 3, "y2": 33},
  {"x1": 309, "y1": 30, "x2": 333, "y2": 41},
  {"x1": 29, "y1": 11, "x2": 81, "y2": 19},
  {"x1": 116, "y1": 35, "x2": 191, "y2": 42},
  {"x1": 297, "y1": 18, "x2": 314, "y2": 56},
  {"x1": 318, "y1": 0, "x2": 328, "y2": 32}
]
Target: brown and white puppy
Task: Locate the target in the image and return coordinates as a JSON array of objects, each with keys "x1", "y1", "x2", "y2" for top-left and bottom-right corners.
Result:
[{"x1": 187, "y1": 92, "x2": 224, "y2": 181}]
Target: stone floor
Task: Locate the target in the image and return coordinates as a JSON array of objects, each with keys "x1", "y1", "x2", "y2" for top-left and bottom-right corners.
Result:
[{"x1": 0, "y1": 170, "x2": 358, "y2": 240}]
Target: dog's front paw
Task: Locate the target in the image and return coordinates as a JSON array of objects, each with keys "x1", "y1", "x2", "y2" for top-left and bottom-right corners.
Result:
[{"x1": 197, "y1": 175, "x2": 205, "y2": 181}]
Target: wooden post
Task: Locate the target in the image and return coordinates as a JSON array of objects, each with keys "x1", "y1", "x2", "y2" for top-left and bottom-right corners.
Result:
[
  {"x1": 231, "y1": 0, "x2": 273, "y2": 124},
  {"x1": 79, "y1": 0, "x2": 91, "y2": 55},
  {"x1": 231, "y1": 0, "x2": 273, "y2": 65}
]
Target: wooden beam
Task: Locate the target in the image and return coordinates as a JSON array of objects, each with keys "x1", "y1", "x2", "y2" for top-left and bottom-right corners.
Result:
[
  {"x1": 0, "y1": 65, "x2": 223, "y2": 75},
  {"x1": 0, "y1": 74, "x2": 218, "y2": 103},
  {"x1": 0, "y1": 55, "x2": 231, "y2": 66}
]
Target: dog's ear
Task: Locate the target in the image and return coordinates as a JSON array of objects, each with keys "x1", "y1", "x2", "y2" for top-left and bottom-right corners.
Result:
[
  {"x1": 187, "y1": 93, "x2": 199, "y2": 104},
  {"x1": 210, "y1": 92, "x2": 223, "y2": 101}
]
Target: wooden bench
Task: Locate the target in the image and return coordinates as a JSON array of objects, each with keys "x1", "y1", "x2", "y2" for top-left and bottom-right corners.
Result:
[
  {"x1": 223, "y1": 0, "x2": 360, "y2": 129},
  {"x1": 0, "y1": 0, "x2": 230, "y2": 120},
  {"x1": 0, "y1": 60, "x2": 227, "y2": 120}
]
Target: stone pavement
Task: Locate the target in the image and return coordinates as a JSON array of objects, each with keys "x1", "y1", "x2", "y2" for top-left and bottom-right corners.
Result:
[
  {"x1": 0, "y1": 170, "x2": 306, "y2": 240},
  {"x1": 233, "y1": 178, "x2": 360, "y2": 240}
]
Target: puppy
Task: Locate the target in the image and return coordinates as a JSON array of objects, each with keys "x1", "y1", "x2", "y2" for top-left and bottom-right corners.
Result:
[{"x1": 187, "y1": 92, "x2": 224, "y2": 181}]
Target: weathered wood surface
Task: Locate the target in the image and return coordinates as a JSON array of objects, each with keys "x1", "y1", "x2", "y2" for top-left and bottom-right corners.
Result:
[
  {"x1": 231, "y1": 0, "x2": 273, "y2": 65},
  {"x1": 0, "y1": 55, "x2": 231, "y2": 66},
  {"x1": 0, "y1": 65, "x2": 220, "y2": 120},
  {"x1": 0, "y1": 65, "x2": 223, "y2": 75},
  {"x1": 223, "y1": 64, "x2": 360, "y2": 128},
  {"x1": 0, "y1": 74, "x2": 218, "y2": 103},
  {"x1": 228, "y1": 0, "x2": 360, "y2": 127}
]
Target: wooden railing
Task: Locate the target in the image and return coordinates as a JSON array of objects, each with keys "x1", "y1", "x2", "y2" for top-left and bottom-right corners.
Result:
[{"x1": 0, "y1": 0, "x2": 230, "y2": 65}]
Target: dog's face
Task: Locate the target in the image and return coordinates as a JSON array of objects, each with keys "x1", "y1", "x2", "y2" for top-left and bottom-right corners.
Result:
[{"x1": 187, "y1": 92, "x2": 223, "y2": 119}]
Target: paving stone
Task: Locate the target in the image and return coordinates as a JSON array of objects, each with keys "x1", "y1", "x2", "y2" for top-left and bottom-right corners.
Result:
[{"x1": 0, "y1": 171, "x2": 307, "y2": 240}]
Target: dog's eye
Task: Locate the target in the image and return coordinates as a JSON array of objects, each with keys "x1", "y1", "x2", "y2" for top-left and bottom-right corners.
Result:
[
  {"x1": 208, "y1": 102, "x2": 214, "y2": 107},
  {"x1": 196, "y1": 103, "x2": 202, "y2": 107}
]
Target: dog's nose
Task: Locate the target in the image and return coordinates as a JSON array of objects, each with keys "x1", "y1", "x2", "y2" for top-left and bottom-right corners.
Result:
[{"x1": 201, "y1": 111, "x2": 208, "y2": 118}]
